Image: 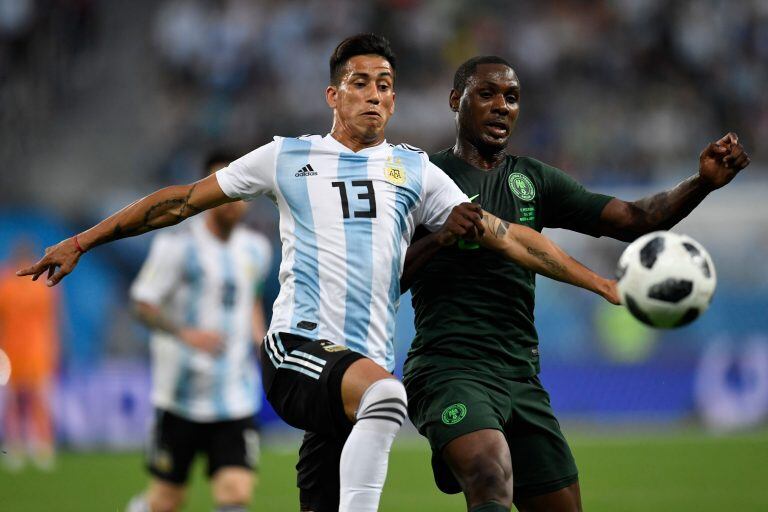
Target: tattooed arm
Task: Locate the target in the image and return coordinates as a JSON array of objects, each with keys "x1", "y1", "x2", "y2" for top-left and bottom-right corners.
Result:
[
  {"x1": 596, "y1": 133, "x2": 750, "y2": 242},
  {"x1": 478, "y1": 210, "x2": 620, "y2": 304},
  {"x1": 17, "y1": 174, "x2": 234, "y2": 286}
]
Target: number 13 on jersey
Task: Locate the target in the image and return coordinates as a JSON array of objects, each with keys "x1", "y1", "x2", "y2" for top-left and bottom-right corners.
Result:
[{"x1": 331, "y1": 180, "x2": 377, "y2": 219}]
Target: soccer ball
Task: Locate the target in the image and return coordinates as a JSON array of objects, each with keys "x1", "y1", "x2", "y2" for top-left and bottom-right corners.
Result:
[{"x1": 616, "y1": 231, "x2": 716, "y2": 328}]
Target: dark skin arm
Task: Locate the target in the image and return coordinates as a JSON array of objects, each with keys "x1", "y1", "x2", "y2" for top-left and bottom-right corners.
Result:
[
  {"x1": 401, "y1": 133, "x2": 750, "y2": 288},
  {"x1": 596, "y1": 132, "x2": 750, "y2": 241},
  {"x1": 17, "y1": 174, "x2": 234, "y2": 286}
]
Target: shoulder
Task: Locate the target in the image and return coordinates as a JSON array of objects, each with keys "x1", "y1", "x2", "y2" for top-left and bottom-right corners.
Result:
[
  {"x1": 513, "y1": 156, "x2": 579, "y2": 189},
  {"x1": 235, "y1": 134, "x2": 320, "y2": 161},
  {"x1": 140, "y1": 226, "x2": 192, "y2": 268},
  {"x1": 514, "y1": 156, "x2": 559, "y2": 175},
  {"x1": 389, "y1": 142, "x2": 430, "y2": 167},
  {"x1": 237, "y1": 228, "x2": 272, "y2": 255},
  {"x1": 270, "y1": 134, "x2": 322, "y2": 150},
  {"x1": 282, "y1": 134, "x2": 322, "y2": 143},
  {"x1": 239, "y1": 228, "x2": 271, "y2": 249},
  {"x1": 390, "y1": 142, "x2": 427, "y2": 155},
  {"x1": 428, "y1": 148, "x2": 453, "y2": 167}
]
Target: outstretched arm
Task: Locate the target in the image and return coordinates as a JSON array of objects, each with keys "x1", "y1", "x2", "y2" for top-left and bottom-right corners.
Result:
[
  {"x1": 17, "y1": 174, "x2": 234, "y2": 286},
  {"x1": 596, "y1": 133, "x2": 750, "y2": 242},
  {"x1": 478, "y1": 211, "x2": 620, "y2": 304}
]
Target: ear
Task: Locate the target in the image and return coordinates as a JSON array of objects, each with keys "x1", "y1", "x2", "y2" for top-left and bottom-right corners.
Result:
[
  {"x1": 326, "y1": 85, "x2": 337, "y2": 109},
  {"x1": 449, "y1": 89, "x2": 460, "y2": 112}
]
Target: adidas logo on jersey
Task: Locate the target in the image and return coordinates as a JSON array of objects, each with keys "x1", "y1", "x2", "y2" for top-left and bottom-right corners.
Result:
[{"x1": 295, "y1": 164, "x2": 317, "y2": 177}]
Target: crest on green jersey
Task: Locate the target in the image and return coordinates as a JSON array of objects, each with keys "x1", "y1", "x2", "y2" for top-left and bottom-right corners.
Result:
[
  {"x1": 441, "y1": 403, "x2": 468, "y2": 425},
  {"x1": 509, "y1": 173, "x2": 536, "y2": 201}
]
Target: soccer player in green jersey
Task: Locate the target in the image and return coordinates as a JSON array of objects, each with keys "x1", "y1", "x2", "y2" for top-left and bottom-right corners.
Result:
[{"x1": 401, "y1": 56, "x2": 750, "y2": 512}]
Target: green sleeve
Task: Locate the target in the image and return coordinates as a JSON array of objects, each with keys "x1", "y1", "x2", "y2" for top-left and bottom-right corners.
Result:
[{"x1": 532, "y1": 158, "x2": 613, "y2": 236}]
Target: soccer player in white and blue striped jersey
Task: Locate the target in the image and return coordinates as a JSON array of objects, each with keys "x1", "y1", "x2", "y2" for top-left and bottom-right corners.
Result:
[
  {"x1": 126, "y1": 152, "x2": 272, "y2": 512},
  {"x1": 21, "y1": 35, "x2": 618, "y2": 512}
]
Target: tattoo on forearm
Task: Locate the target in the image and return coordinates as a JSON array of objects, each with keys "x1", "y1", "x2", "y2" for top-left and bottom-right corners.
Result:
[
  {"x1": 482, "y1": 213, "x2": 509, "y2": 238},
  {"x1": 639, "y1": 191, "x2": 672, "y2": 226},
  {"x1": 141, "y1": 184, "x2": 202, "y2": 230},
  {"x1": 633, "y1": 175, "x2": 707, "y2": 232},
  {"x1": 143, "y1": 198, "x2": 185, "y2": 226},
  {"x1": 100, "y1": 224, "x2": 126, "y2": 244},
  {"x1": 178, "y1": 183, "x2": 203, "y2": 218},
  {"x1": 526, "y1": 247, "x2": 566, "y2": 277}
]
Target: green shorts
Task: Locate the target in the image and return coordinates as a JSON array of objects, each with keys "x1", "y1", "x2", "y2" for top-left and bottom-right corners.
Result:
[{"x1": 404, "y1": 371, "x2": 577, "y2": 499}]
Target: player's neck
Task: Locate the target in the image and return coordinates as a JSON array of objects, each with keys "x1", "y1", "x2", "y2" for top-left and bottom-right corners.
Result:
[
  {"x1": 205, "y1": 215, "x2": 234, "y2": 242},
  {"x1": 453, "y1": 139, "x2": 506, "y2": 170}
]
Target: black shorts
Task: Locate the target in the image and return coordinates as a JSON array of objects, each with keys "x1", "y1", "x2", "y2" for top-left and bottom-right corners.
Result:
[
  {"x1": 406, "y1": 371, "x2": 577, "y2": 500},
  {"x1": 146, "y1": 409, "x2": 260, "y2": 485},
  {"x1": 261, "y1": 332, "x2": 365, "y2": 511}
]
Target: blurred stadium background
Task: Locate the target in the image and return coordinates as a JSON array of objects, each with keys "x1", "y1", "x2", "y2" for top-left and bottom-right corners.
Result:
[{"x1": 1, "y1": 0, "x2": 767, "y2": 510}]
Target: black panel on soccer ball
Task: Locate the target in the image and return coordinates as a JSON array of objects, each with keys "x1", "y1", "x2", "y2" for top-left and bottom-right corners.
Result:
[
  {"x1": 648, "y1": 278, "x2": 693, "y2": 303},
  {"x1": 674, "y1": 307, "x2": 700, "y2": 327},
  {"x1": 624, "y1": 294, "x2": 654, "y2": 326},
  {"x1": 640, "y1": 236, "x2": 665, "y2": 269},
  {"x1": 683, "y1": 242, "x2": 711, "y2": 278}
]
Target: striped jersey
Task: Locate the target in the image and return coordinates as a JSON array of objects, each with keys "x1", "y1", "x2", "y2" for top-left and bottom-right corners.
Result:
[
  {"x1": 130, "y1": 217, "x2": 272, "y2": 422},
  {"x1": 216, "y1": 134, "x2": 468, "y2": 371}
]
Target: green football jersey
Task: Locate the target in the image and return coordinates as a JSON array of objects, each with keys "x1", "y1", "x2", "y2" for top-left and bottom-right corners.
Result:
[{"x1": 404, "y1": 149, "x2": 613, "y2": 380}]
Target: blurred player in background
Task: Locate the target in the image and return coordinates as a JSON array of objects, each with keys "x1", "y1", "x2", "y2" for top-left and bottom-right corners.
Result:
[
  {"x1": 401, "y1": 56, "x2": 750, "y2": 512},
  {"x1": 0, "y1": 238, "x2": 60, "y2": 471},
  {"x1": 18, "y1": 35, "x2": 622, "y2": 512},
  {"x1": 126, "y1": 151, "x2": 272, "y2": 512}
]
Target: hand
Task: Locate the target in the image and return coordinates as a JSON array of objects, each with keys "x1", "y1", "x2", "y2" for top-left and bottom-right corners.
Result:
[
  {"x1": 698, "y1": 132, "x2": 750, "y2": 191},
  {"x1": 16, "y1": 237, "x2": 83, "y2": 286},
  {"x1": 435, "y1": 202, "x2": 485, "y2": 247},
  {"x1": 603, "y1": 279, "x2": 621, "y2": 305},
  {"x1": 178, "y1": 328, "x2": 223, "y2": 354}
]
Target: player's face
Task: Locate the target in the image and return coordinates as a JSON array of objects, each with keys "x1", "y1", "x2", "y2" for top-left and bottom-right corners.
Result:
[
  {"x1": 326, "y1": 55, "x2": 395, "y2": 146},
  {"x1": 452, "y1": 63, "x2": 520, "y2": 150}
]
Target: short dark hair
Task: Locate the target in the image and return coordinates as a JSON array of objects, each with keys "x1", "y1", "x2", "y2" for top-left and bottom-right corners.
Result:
[
  {"x1": 453, "y1": 56, "x2": 513, "y2": 94},
  {"x1": 329, "y1": 33, "x2": 397, "y2": 85},
  {"x1": 203, "y1": 149, "x2": 239, "y2": 177}
]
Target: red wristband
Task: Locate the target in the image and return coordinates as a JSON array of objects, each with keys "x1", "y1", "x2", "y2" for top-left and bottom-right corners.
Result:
[{"x1": 72, "y1": 235, "x2": 85, "y2": 254}]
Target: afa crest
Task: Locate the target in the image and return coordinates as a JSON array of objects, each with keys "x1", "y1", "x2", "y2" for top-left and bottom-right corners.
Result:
[{"x1": 383, "y1": 157, "x2": 407, "y2": 186}]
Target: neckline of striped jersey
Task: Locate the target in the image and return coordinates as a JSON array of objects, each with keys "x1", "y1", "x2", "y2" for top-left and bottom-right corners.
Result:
[{"x1": 322, "y1": 133, "x2": 389, "y2": 155}]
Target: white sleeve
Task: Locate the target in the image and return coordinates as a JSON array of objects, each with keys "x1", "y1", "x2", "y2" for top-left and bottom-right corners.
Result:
[
  {"x1": 130, "y1": 234, "x2": 185, "y2": 305},
  {"x1": 215, "y1": 140, "x2": 278, "y2": 200},
  {"x1": 415, "y1": 160, "x2": 470, "y2": 232}
]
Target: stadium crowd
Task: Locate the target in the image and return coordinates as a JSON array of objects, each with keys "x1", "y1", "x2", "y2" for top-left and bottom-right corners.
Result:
[{"x1": 1, "y1": 0, "x2": 766, "y2": 210}]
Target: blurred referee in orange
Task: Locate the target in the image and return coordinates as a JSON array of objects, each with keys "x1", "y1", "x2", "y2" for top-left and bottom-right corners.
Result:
[{"x1": 0, "y1": 238, "x2": 60, "y2": 471}]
